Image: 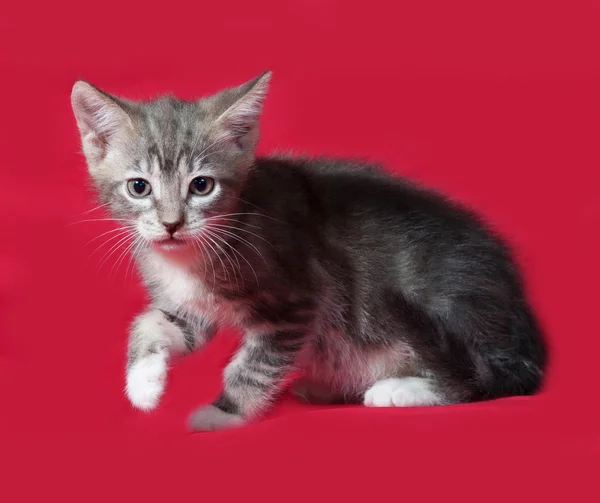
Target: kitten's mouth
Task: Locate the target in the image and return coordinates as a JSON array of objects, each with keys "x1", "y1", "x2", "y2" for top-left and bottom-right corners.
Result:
[{"x1": 153, "y1": 237, "x2": 188, "y2": 252}]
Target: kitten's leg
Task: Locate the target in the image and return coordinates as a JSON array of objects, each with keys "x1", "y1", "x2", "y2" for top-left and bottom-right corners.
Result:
[
  {"x1": 363, "y1": 377, "x2": 445, "y2": 407},
  {"x1": 292, "y1": 379, "x2": 350, "y2": 405},
  {"x1": 189, "y1": 330, "x2": 306, "y2": 431},
  {"x1": 126, "y1": 308, "x2": 216, "y2": 411}
]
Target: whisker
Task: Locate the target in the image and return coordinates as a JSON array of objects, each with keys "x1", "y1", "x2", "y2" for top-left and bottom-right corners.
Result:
[
  {"x1": 97, "y1": 234, "x2": 133, "y2": 271},
  {"x1": 88, "y1": 230, "x2": 132, "y2": 260},
  {"x1": 201, "y1": 232, "x2": 230, "y2": 283},
  {"x1": 206, "y1": 222, "x2": 277, "y2": 251},
  {"x1": 110, "y1": 237, "x2": 138, "y2": 278},
  {"x1": 205, "y1": 235, "x2": 233, "y2": 283},
  {"x1": 204, "y1": 232, "x2": 242, "y2": 290},
  {"x1": 234, "y1": 196, "x2": 266, "y2": 211},
  {"x1": 132, "y1": 238, "x2": 149, "y2": 278},
  {"x1": 207, "y1": 217, "x2": 261, "y2": 229},
  {"x1": 205, "y1": 225, "x2": 267, "y2": 266},
  {"x1": 205, "y1": 232, "x2": 237, "y2": 280},
  {"x1": 125, "y1": 238, "x2": 145, "y2": 280},
  {"x1": 234, "y1": 197, "x2": 286, "y2": 224},
  {"x1": 202, "y1": 230, "x2": 243, "y2": 287},
  {"x1": 97, "y1": 232, "x2": 132, "y2": 265},
  {"x1": 203, "y1": 228, "x2": 260, "y2": 286},
  {"x1": 75, "y1": 202, "x2": 111, "y2": 217},
  {"x1": 201, "y1": 236, "x2": 218, "y2": 294},
  {"x1": 69, "y1": 218, "x2": 129, "y2": 226},
  {"x1": 204, "y1": 212, "x2": 284, "y2": 224},
  {"x1": 192, "y1": 235, "x2": 217, "y2": 289},
  {"x1": 85, "y1": 226, "x2": 131, "y2": 247}
]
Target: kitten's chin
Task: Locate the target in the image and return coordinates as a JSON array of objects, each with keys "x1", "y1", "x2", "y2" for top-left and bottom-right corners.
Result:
[{"x1": 151, "y1": 238, "x2": 192, "y2": 255}]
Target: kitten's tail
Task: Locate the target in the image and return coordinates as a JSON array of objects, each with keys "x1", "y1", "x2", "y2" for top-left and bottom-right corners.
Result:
[{"x1": 476, "y1": 306, "x2": 548, "y2": 400}]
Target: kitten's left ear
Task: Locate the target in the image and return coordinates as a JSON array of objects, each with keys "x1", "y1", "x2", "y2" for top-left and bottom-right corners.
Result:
[{"x1": 212, "y1": 71, "x2": 271, "y2": 150}]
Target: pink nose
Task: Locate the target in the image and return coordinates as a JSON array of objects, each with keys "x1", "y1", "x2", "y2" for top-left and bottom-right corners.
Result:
[{"x1": 163, "y1": 220, "x2": 183, "y2": 235}]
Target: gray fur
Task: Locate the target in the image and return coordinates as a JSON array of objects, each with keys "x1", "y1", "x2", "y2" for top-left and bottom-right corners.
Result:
[{"x1": 71, "y1": 72, "x2": 547, "y2": 430}]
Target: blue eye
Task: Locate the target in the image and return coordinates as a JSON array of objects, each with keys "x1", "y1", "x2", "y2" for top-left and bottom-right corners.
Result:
[
  {"x1": 127, "y1": 178, "x2": 152, "y2": 198},
  {"x1": 190, "y1": 177, "x2": 215, "y2": 196}
]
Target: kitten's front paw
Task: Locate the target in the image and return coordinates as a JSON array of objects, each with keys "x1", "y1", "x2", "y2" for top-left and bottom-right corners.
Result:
[
  {"x1": 188, "y1": 405, "x2": 245, "y2": 432},
  {"x1": 125, "y1": 352, "x2": 168, "y2": 411}
]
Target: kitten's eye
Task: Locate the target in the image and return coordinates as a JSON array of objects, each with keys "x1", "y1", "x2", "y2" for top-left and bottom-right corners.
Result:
[
  {"x1": 190, "y1": 177, "x2": 215, "y2": 196},
  {"x1": 127, "y1": 179, "x2": 152, "y2": 198}
]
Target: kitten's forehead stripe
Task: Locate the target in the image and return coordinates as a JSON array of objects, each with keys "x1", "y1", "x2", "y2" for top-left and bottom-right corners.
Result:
[
  {"x1": 147, "y1": 144, "x2": 161, "y2": 164},
  {"x1": 133, "y1": 160, "x2": 146, "y2": 173},
  {"x1": 134, "y1": 101, "x2": 210, "y2": 175},
  {"x1": 176, "y1": 146, "x2": 192, "y2": 173},
  {"x1": 163, "y1": 158, "x2": 174, "y2": 172}
]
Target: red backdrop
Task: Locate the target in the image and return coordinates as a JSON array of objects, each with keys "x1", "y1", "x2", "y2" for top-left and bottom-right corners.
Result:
[{"x1": 1, "y1": 1, "x2": 599, "y2": 501}]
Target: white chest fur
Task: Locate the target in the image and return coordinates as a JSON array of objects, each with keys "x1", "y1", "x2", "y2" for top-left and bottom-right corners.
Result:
[{"x1": 142, "y1": 250, "x2": 241, "y2": 326}]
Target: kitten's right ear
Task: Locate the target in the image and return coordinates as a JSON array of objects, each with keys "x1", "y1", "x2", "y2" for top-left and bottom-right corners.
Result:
[{"x1": 71, "y1": 81, "x2": 132, "y2": 166}]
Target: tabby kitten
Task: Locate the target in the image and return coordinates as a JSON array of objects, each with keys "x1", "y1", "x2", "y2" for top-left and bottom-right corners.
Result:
[{"x1": 71, "y1": 72, "x2": 547, "y2": 431}]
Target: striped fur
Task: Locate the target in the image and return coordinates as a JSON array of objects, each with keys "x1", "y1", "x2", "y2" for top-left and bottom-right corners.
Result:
[{"x1": 71, "y1": 73, "x2": 548, "y2": 431}]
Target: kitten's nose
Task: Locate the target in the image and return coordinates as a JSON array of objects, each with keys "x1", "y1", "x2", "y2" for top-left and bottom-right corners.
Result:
[{"x1": 163, "y1": 220, "x2": 183, "y2": 236}]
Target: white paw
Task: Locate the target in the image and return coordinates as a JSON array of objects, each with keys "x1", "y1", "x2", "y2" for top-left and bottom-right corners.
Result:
[
  {"x1": 364, "y1": 377, "x2": 441, "y2": 407},
  {"x1": 125, "y1": 352, "x2": 168, "y2": 411}
]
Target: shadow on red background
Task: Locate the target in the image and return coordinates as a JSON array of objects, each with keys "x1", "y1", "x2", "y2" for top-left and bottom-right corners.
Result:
[{"x1": 1, "y1": 1, "x2": 599, "y2": 501}]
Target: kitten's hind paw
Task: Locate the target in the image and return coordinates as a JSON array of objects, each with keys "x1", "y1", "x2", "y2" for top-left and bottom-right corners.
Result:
[
  {"x1": 125, "y1": 352, "x2": 168, "y2": 411},
  {"x1": 188, "y1": 405, "x2": 245, "y2": 432},
  {"x1": 363, "y1": 377, "x2": 443, "y2": 407}
]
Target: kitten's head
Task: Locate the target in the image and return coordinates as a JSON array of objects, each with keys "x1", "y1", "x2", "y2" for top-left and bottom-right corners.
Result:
[{"x1": 71, "y1": 72, "x2": 270, "y2": 253}]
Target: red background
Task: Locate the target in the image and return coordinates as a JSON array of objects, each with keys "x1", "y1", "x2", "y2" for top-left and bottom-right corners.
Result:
[{"x1": 1, "y1": 1, "x2": 599, "y2": 501}]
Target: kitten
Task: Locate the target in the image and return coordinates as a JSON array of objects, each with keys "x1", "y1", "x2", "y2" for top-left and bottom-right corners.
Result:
[{"x1": 71, "y1": 71, "x2": 547, "y2": 431}]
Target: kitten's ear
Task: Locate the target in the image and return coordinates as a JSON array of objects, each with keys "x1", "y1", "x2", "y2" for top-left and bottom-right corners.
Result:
[
  {"x1": 71, "y1": 81, "x2": 133, "y2": 166},
  {"x1": 212, "y1": 71, "x2": 271, "y2": 151}
]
